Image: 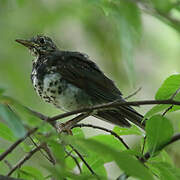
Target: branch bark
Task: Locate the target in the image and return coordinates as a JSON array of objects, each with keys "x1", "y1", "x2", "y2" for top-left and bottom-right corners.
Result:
[{"x1": 47, "y1": 99, "x2": 180, "y2": 122}]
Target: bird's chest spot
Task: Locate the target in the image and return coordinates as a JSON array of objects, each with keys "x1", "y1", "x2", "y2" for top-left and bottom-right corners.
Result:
[
  {"x1": 42, "y1": 73, "x2": 63, "y2": 103},
  {"x1": 41, "y1": 73, "x2": 81, "y2": 110}
]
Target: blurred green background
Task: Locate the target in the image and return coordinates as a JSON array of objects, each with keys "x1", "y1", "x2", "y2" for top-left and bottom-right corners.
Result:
[{"x1": 0, "y1": 0, "x2": 180, "y2": 179}]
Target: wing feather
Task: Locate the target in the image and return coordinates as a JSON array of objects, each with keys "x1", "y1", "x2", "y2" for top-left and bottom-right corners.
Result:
[{"x1": 52, "y1": 51, "x2": 122, "y2": 102}]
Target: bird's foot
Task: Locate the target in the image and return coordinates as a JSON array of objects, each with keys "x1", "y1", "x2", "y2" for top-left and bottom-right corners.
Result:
[
  {"x1": 56, "y1": 122, "x2": 73, "y2": 135},
  {"x1": 56, "y1": 112, "x2": 92, "y2": 135}
]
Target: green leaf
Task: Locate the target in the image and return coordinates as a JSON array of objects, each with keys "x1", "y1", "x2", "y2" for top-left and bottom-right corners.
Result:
[
  {"x1": 42, "y1": 164, "x2": 64, "y2": 179},
  {"x1": 91, "y1": 134, "x2": 127, "y2": 152},
  {"x1": 82, "y1": 154, "x2": 107, "y2": 179},
  {"x1": 0, "y1": 95, "x2": 43, "y2": 126},
  {"x1": 67, "y1": 136, "x2": 154, "y2": 180},
  {"x1": 88, "y1": 0, "x2": 142, "y2": 85},
  {"x1": 65, "y1": 155, "x2": 80, "y2": 171},
  {"x1": 20, "y1": 142, "x2": 33, "y2": 152},
  {"x1": 150, "y1": 0, "x2": 172, "y2": 12},
  {"x1": 144, "y1": 104, "x2": 170, "y2": 118},
  {"x1": 112, "y1": 0, "x2": 141, "y2": 85},
  {"x1": 72, "y1": 127, "x2": 85, "y2": 139},
  {"x1": 44, "y1": 164, "x2": 97, "y2": 180},
  {"x1": 145, "y1": 74, "x2": 180, "y2": 117},
  {"x1": 152, "y1": 162, "x2": 180, "y2": 180},
  {"x1": 113, "y1": 124, "x2": 143, "y2": 136},
  {"x1": 0, "y1": 122, "x2": 16, "y2": 141},
  {"x1": 0, "y1": 104, "x2": 26, "y2": 138},
  {"x1": 0, "y1": 88, "x2": 5, "y2": 96},
  {"x1": 18, "y1": 166, "x2": 44, "y2": 180},
  {"x1": 16, "y1": 0, "x2": 26, "y2": 6},
  {"x1": 48, "y1": 140, "x2": 65, "y2": 166},
  {"x1": 146, "y1": 115, "x2": 173, "y2": 156},
  {"x1": 155, "y1": 74, "x2": 180, "y2": 100}
]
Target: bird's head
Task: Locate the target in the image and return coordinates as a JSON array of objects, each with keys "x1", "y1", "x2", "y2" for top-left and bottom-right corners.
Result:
[{"x1": 16, "y1": 35, "x2": 57, "y2": 58}]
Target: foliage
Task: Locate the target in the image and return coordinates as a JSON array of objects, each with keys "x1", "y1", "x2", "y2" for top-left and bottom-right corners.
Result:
[{"x1": 0, "y1": 0, "x2": 180, "y2": 180}]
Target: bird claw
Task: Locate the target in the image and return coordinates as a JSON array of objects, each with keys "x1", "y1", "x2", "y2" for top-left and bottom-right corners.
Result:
[{"x1": 56, "y1": 122, "x2": 73, "y2": 135}]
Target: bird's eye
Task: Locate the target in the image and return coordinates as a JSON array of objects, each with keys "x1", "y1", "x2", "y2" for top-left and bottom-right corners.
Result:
[{"x1": 39, "y1": 37, "x2": 45, "y2": 44}]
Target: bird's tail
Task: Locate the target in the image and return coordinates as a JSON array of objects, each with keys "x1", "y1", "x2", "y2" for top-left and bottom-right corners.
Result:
[{"x1": 94, "y1": 106, "x2": 145, "y2": 129}]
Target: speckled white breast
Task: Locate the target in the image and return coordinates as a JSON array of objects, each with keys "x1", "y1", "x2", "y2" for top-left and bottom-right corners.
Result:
[{"x1": 32, "y1": 72, "x2": 93, "y2": 111}]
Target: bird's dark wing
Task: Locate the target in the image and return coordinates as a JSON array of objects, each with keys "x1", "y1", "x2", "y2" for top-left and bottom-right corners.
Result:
[{"x1": 51, "y1": 51, "x2": 123, "y2": 103}]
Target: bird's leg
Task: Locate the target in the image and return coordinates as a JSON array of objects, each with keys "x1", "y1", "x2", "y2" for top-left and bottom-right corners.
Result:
[{"x1": 56, "y1": 111, "x2": 92, "y2": 134}]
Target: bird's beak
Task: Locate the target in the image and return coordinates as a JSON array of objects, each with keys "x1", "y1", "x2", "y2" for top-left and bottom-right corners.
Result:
[{"x1": 15, "y1": 39, "x2": 35, "y2": 48}]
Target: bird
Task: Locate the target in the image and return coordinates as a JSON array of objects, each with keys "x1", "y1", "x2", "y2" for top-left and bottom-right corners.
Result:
[{"x1": 16, "y1": 35, "x2": 145, "y2": 129}]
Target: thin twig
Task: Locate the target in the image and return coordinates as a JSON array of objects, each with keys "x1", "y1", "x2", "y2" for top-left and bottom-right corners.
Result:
[
  {"x1": 162, "y1": 105, "x2": 173, "y2": 116},
  {"x1": 7, "y1": 143, "x2": 44, "y2": 176},
  {"x1": 0, "y1": 127, "x2": 38, "y2": 161},
  {"x1": 29, "y1": 136, "x2": 56, "y2": 165},
  {"x1": 140, "y1": 133, "x2": 180, "y2": 163},
  {"x1": 65, "y1": 149, "x2": 82, "y2": 174},
  {"x1": 65, "y1": 150, "x2": 73, "y2": 158},
  {"x1": 42, "y1": 144, "x2": 56, "y2": 165},
  {"x1": 124, "y1": 87, "x2": 142, "y2": 100},
  {"x1": 24, "y1": 106, "x2": 56, "y2": 127},
  {"x1": 24, "y1": 106, "x2": 48, "y2": 121},
  {"x1": 164, "y1": 133, "x2": 180, "y2": 147},
  {"x1": 69, "y1": 144, "x2": 96, "y2": 175},
  {"x1": 4, "y1": 160, "x2": 12, "y2": 170},
  {"x1": 72, "y1": 123, "x2": 129, "y2": 150},
  {"x1": 141, "y1": 136, "x2": 146, "y2": 155},
  {"x1": 162, "y1": 87, "x2": 180, "y2": 116},
  {"x1": 170, "y1": 87, "x2": 180, "y2": 100}
]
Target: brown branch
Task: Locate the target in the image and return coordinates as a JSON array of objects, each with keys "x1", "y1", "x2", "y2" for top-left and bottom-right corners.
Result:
[
  {"x1": 7, "y1": 143, "x2": 44, "y2": 176},
  {"x1": 72, "y1": 123, "x2": 130, "y2": 150},
  {"x1": 24, "y1": 99, "x2": 180, "y2": 123},
  {"x1": 48, "y1": 99, "x2": 180, "y2": 122},
  {"x1": 24, "y1": 106, "x2": 56, "y2": 127},
  {"x1": 0, "y1": 127, "x2": 38, "y2": 161}
]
